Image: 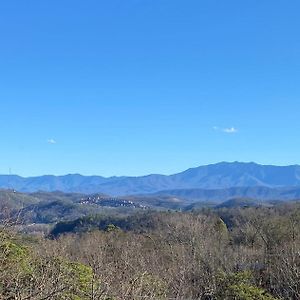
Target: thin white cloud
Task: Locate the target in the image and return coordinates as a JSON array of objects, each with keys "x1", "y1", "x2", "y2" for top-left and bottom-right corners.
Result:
[
  {"x1": 213, "y1": 126, "x2": 238, "y2": 134},
  {"x1": 47, "y1": 139, "x2": 57, "y2": 144},
  {"x1": 222, "y1": 127, "x2": 238, "y2": 134}
]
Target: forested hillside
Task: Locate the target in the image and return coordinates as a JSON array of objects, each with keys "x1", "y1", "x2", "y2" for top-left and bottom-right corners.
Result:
[{"x1": 2, "y1": 204, "x2": 300, "y2": 299}]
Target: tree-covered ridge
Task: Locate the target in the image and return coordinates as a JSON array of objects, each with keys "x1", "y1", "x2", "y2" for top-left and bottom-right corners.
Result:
[{"x1": 2, "y1": 188, "x2": 300, "y2": 232}]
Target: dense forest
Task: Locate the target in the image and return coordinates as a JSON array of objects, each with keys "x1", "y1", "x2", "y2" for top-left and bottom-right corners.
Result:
[{"x1": 2, "y1": 202, "x2": 300, "y2": 299}]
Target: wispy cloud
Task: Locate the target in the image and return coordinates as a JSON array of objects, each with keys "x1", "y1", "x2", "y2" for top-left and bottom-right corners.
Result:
[
  {"x1": 213, "y1": 126, "x2": 238, "y2": 134},
  {"x1": 47, "y1": 139, "x2": 57, "y2": 144},
  {"x1": 222, "y1": 127, "x2": 238, "y2": 134}
]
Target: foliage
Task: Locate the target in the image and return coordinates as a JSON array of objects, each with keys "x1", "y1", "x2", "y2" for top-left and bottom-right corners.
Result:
[{"x1": 215, "y1": 271, "x2": 277, "y2": 299}]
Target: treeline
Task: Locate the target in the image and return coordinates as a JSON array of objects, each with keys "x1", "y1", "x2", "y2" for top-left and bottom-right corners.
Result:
[{"x1": 1, "y1": 203, "x2": 300, "y2": 299}]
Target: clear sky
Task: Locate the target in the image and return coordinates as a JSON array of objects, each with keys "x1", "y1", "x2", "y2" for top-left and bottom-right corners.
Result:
[{"x1": 0, "y1": 0, "x2": 299, "y2": 177}]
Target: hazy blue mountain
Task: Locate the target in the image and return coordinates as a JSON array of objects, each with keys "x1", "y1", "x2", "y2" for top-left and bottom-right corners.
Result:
[
  {"x1": 1, "y1": 162, "x2": 300, "y2": 195},
  {"x1": 151, "y1": 186, "x2": 300, "y2": 202}
]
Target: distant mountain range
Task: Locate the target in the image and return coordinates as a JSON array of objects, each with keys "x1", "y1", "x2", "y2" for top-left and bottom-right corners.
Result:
[{"x1": 1, "y1": 162, "x2": 300, "y2": 197}]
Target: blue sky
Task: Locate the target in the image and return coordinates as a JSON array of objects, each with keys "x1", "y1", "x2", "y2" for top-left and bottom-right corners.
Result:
[{"x1": 0, "y1": 0, "x2": 299, "y2": 177}]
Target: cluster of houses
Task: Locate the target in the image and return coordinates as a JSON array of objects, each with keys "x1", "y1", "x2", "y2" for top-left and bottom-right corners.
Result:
[{"x1": 79, "y1": 194, "x2": 147, "y2": 209}]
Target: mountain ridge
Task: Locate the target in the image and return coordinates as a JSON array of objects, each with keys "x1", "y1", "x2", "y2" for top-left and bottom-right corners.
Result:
[{"x1": 1, "y1": 162, "x2": 300, "y2": 195}]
